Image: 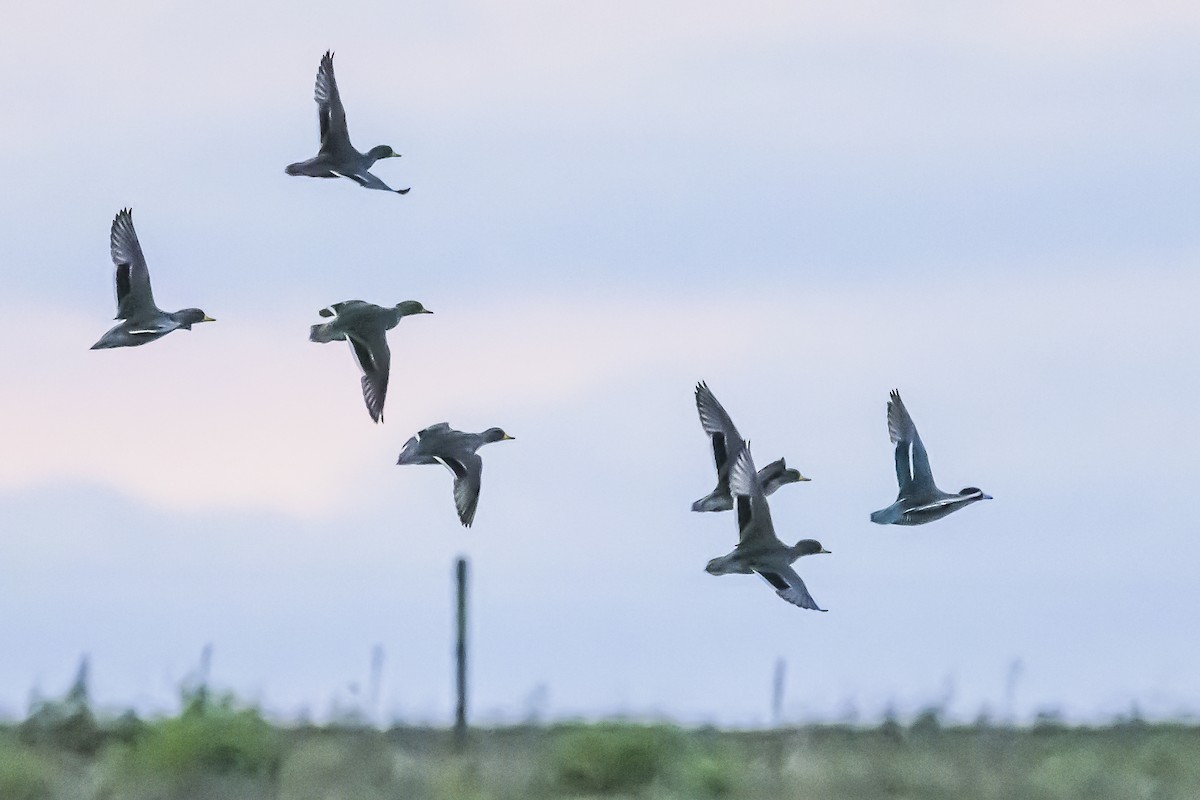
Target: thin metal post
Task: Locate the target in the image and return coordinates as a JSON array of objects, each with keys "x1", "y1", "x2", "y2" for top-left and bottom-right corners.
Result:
[
  {"x1": 769, "y1": 657, "x2": 786, "y2": 781},
  {"x1": 368, "y1": 644, "x2": 384, "y2": 727},
  {"x1": 454, "y1": 556, "x2": 468, "y2": 750},
  {"x1": 772, "y1": 657, "x2": 786, "y2": 727}
]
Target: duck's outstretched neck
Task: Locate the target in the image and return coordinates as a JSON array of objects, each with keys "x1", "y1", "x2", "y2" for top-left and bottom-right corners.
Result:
[
  {"x1": 788, "y1": 539, "x2": 830, "y2": 561},
  {"x1": 364, "y1": 145, "x2": 396, "y2": 167}
]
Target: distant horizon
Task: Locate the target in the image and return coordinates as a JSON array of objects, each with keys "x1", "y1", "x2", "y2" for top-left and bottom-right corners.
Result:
[
  {"x1": 8, "y1": 592, "x2": 1196, "y2": 730},
  {"x1": 10, "y1": 644, "x2": 1195, "y2": 730}
]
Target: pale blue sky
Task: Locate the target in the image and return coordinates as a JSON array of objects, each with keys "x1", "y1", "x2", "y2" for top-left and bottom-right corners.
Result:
[{"x1": 1, "y1": 1, "x2": 1198, "y2": 726}]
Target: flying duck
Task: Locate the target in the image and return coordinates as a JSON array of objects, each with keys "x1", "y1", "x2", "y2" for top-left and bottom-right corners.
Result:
[
  {"x1": 395, "y1": 423, "x2": 515, "y2": 527},
  {"x1": 705, "y1": 444, "x2": 830, "y2": 611},
  {"x1": 309, "y1": 300, "x2": 432, "y2": 423},
  {"x1": 870, "y1": 389, "x2": 991, "y2": 525},
  {"x1": 692, "y1": 381, "x2": 809, "y2": 512},
  {"x1": 90, "y1": 209, "x2": 214, "y2": 350},
  {"x1": 285, "y1": 51, "x2": 410, "y2": 194}
]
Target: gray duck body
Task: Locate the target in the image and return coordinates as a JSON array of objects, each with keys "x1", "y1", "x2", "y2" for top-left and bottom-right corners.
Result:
[
  {"x1": 704, "y1": 443, "x2": 830, "y2": 611},
  {"x1": 870, "y1": 389, "x2": 991, "y2": 525},
  {"x1": 692, "y1": 381, "x2": 809, "y2": 512},
  {"x1": 395, "y1": 424, "x2": 514, "y2": 527},
  {"x1": 285, "y1": 51, "x2": 410, "y2": 194},
  {"x1": 309, "y1": 299, "x2": 431, "y2": 423},
  {"x1": 90, "y1": 209, "x2": 214, "y2": 350}
]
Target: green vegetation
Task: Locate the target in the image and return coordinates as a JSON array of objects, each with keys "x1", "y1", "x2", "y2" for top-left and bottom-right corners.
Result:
[
  {"x1": 0, "y1": 738, "x2": 54, "y2": 800},
  {"x1": 3, "y1": 668, "x2": 1198, "y2": 800},
  {"x1": 2, "y1": 714, "x2": 1198, "y2": 800},
  {"x1": 97, "y1": 697, "x2": 283, "y2": 797},
  {"x1": 550, "y1": 723, "x2": 683, "y2": 793}
]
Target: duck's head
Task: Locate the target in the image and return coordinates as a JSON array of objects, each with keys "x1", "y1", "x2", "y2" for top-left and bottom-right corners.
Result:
[
  {"x1": 176, "y1": 309, "x2": 216, "y2": 329},
  {"x1": 760, "y1": 457, "x2": 810, "y2": 487},
  {"x1": 959, "y1": 487, "x2": 993, "y2": 501},
  {"x1": 791, "y1": 539, "x2": 831, "y2": 558},
  {"x1": 481, "y1": 427, "x2": 515, "y2": 443},
  {"x1": 779, "y1": 461, "x2": 811, "y2": 485},
  {"x1": 367, "y1": 145, "x2": 402, "y2": 161},
  {"x1": 395, "y1": 300, "x2": 433, "y2": 317}
]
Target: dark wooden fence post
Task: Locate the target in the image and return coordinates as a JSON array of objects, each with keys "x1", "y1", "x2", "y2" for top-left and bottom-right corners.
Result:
[{"x1": 454, "y1": 556, "x2": 468, "y2": 750}]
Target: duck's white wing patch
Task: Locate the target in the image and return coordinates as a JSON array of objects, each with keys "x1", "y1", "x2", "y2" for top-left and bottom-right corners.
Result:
[
  {"x1": 907, "y1": 492, "x2": 980, "y2": 513},
  {"x1": 431, "y1": 455, "x2": 458, "y2": 477}
]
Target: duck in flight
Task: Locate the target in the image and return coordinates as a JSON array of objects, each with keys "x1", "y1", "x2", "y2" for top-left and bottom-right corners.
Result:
[
  {"x1": 692, "y1": 381, "x2": 809, "y2": 512},
  {"x1": 704, "y1": 443, "x2": 830, "y2": 611},
  {"x1": 309, "y1": 300, "x2": 432, "y2": 423},
  {"x1": 395, "y1": 424, "x2": 515, "y2": 527},
  {"x1": 870, "y1": 390, "x2": 991, "y2": 526},
  {"x1": 285, "y1": 51, "x2": 410, "y2": 194},
  {"x1": 90, "y1": 209, "x2": 214, "y2": 350}
]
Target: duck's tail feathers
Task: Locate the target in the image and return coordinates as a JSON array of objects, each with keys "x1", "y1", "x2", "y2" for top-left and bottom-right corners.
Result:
[
  {"x1": 870, "y1": 506, "x2": 900, "y2": 525},
  {"x1": 309, "y1": 322, "x2": 341, "y2": 343},
  {"x1": 691, "y1": 491, "x2": 733, "y2": 513}
]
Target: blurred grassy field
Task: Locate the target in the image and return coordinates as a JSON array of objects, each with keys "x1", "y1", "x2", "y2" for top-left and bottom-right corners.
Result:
[{"x1": 3, "y1": 691, "x2": 1199, "y2": 800}]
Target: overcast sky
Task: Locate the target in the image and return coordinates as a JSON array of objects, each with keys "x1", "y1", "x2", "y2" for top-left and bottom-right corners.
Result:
[{"x1": 2, "y1": 0, "x2": 1198, "y2": 726}]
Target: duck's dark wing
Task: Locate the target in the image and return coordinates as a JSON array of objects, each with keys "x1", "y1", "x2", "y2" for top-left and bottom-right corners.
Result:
[
  {"x1": 729, "y1": 445, "x2": 777, "y2": 546},
  {"x1": 395, "y1": 423, "x2": 454, "y2": 464},
  {"x1": 757, "y1": 567, "x2": 826, "y2": 612},
  {"x1": 318, "y1": 300, "x2": 364, "y2": 318},
  {"x1": 110, "y1": 209, "x2": 159, "y2": 319},
  {"x1": 346, "y1": 329, "x2": 390, "y2": 423},
  {"x1": 435, "y1": 452, "x2": 483, "y2": 527},
  {"x1": 315, "y1": 51, "x2": 350, "y2": 156},
  {"x1": 418, "y1": 422, "x2": 453, "y2": 439},
  {"x1": 336, "y1": 168, "x2": 409, "y2": 194},
  {"x1": 736, "y1": 493, "x2": 753, "y2": 536},
  {"x1": 888, "y1": 389, "x2": 936, "y2": 495},
  {"x1": 695, "y1": 382, "x2": 742, "y2": 474}
]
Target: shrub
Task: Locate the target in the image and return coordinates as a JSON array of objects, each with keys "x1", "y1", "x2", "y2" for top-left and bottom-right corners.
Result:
[
  {"x1": 19, "y1": 655, "x2": 103, "y2": 755},
  {"x1": 18, "y1": 701, "x2": 102, "y2": 755},
  {"x1": 550, "y1": 723, "x2": 681, "y2": 794},
  {"x1": 278, "y1": 735, "x2": 400, "y2": 800},
  {"x1": 109, "y1": 699, "x2": 283, "y2": 788},
  {"x1": 0, "y1": 745, "x2": 54, "y2": 800},
  {"x1": 680, "y1": 748, "x2": 744, "y2": 798}
]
